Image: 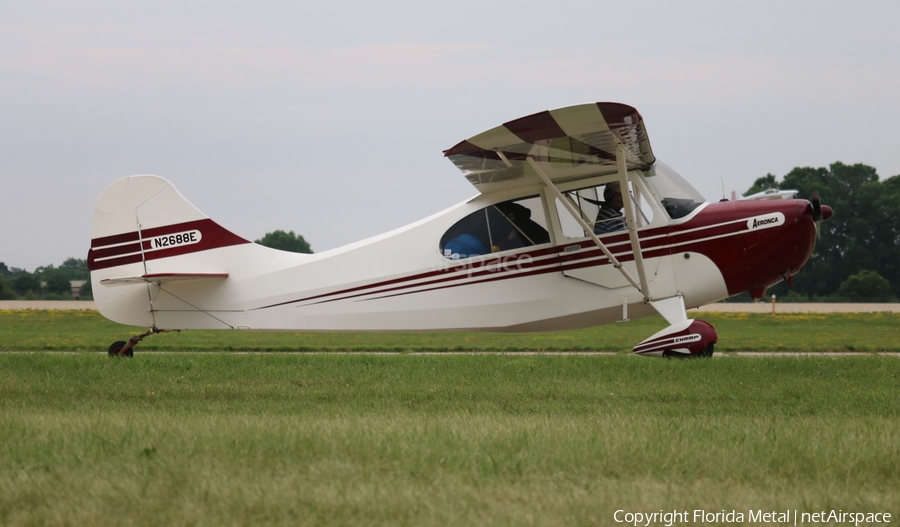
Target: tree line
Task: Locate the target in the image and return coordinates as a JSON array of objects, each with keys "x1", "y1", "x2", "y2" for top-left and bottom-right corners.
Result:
[
  {"x1": 743, "y1": 161, "x2": 898, "y2": 302},
  {"x1": 1, "y1": 167, "x2": 896, "y2": 302},
  {"x1": 0, "y1": 258, "x2": 92, "y2": 300},
  {"x1": 0, "y1": 230, "x2": 313, "y2": 301}
]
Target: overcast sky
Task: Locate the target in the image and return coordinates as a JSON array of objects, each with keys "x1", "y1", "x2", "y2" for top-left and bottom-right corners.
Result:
[{"x1": 3, "y1": 0, "x2": 898, "y2": 271}]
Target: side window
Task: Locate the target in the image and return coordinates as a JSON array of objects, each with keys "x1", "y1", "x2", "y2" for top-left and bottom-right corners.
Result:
[
  {"x1": 440, "y1": 196, "x2": 550, "y2": 260},
  {"x1": 556, "y1": 181, "x2": 655, "y2": 239},
  {"x1": 557, "y1": 187, "x2": 601, "y2": 239}
]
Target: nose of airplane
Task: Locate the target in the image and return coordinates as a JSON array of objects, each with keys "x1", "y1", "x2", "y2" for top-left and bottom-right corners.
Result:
[
  {"x1": 723, "y1": 198, "x2": 831, "y2": 299},
  {"x1": 784, "y1": 197, "x2": 833, "y2": 285},
  {"x1": 810, "y1": 190, "x2": 833, "y2": 223}
]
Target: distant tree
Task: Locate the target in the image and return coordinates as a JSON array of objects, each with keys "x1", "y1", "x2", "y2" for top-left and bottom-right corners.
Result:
[
  {"x1": 746, "y1": 161, "x2": 900, "y2": 300},
  {"x1": 44, "y1": 269, "x2": 71, "y2": 295},
  {"x1": 0, "y1": 277, "x2": 14, "y2": 300},
  {"x1": 60, "y1": 258, "x2": 87, "y2": 271},
  {"x1": 12, "y1": 273, "x2": 41, "y2": 296},
  {"x1": 0, "y1": 258, "x2": 89, "y2": 300},
  {"x1": 255, "y1": 230, "x2": 313, "y2": 254},
  {"x1": 38, "y1": 259, "x2": 89, "y2": 286},
  {"x1": 837, "y1": 270, "x2": 893, "y2": 302},
  {"x1": 80, "y1": 279, "x2": 93, "y2": 300}
]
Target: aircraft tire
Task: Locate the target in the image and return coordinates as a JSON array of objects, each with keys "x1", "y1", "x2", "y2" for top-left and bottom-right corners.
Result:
[
  {"x1": 698, "y1": 343, "x2": 715, "y2": 358},
  {"x1": 662, "y1": 343, "x2": 714, "y2": 359},
  {"x1": 108, "y1": 341, "x2": 134, "y2": 357}
]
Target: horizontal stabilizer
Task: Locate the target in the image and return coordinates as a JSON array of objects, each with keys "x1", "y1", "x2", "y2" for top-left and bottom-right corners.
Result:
[{"x1": 100, "y1": 273, "x2": 229, "y2": 287}]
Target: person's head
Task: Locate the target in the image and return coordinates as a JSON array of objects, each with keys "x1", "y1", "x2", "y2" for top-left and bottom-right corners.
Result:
[{"x1": 603, "y1": 182, "x2": 623, "y2": 207}]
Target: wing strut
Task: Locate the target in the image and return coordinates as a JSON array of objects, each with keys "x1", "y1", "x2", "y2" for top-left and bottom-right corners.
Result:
[
  {"x1": 526, "y1": 157, "x2": 647, "y2": 298},
  {"x1": 615, "y1": 143, "x2": 653, "y2": 301}
]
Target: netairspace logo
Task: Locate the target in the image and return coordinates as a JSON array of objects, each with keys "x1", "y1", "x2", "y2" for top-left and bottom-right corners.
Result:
[
  {"x1": 433, "y1": 253, "x2": 534, "y2": 277},
  {"x1": 613, "y1": 508, "x2": 893, "y2": 526}
]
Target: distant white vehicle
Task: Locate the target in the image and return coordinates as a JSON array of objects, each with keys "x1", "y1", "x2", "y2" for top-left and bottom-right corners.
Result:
[
  {"x1": 740, "y1": 188, "x2": 800, "y2": 200},
  {"x1": 89, "y1": 102, "x2": 831, "y2": 358}
]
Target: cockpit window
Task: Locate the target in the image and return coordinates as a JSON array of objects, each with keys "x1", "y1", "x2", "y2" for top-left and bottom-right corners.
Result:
[
  {"x1": 440, "y1": 196, "x2": 550, "y2": 260},
  {"x1": 643, "y1": 162, "x2": 706, "y2": 219},
  {"x1": 556, "y1": 181, "x2": 655, "y2": 239}
]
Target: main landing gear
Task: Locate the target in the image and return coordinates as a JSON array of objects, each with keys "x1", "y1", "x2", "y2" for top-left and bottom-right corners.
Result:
[
  {"x1": 632, "y1": 319, "x2": 718, "y2": 359},
  {"x1": 107, "y1": 327, "x2": 179, "y2": 357},
  {"x1": 662, "y1": 342, "x2": 715, "y2": 359}
]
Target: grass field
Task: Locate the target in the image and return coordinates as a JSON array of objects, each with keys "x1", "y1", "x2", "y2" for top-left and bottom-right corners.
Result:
[
  {"x1": 1, "y1": 312, "x2": 899, "y2": 525},
  {"x1": 2, "y1": 309, "x2": 900, "y2": 352},
  {"x1": 0, "y1": 353, "x2": 898, "y2": 526}
]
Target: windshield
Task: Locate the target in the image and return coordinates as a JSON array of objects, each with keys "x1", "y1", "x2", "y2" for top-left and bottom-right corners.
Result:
[{"x1": 643, "y1": 161, "x2": 706, "y2": 219}]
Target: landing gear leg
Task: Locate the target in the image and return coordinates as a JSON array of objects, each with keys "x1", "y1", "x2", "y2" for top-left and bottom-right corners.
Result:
[{"x1": 107, "y1": 327, "x2": 180, "y2": 357}]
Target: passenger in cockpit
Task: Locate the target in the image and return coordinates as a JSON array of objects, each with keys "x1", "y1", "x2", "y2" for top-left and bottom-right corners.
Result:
[
  {"x1": 442, "y1": 213, "x2": 489, "y2": 260},
  {"x1": 443, "y1": 232, "x2": 487, "y2": 260},
  {"x1": 440, "y1": 198, "x2": 550, "y2": 260},
  {"x1": 493, "y1": 201, "x2": 550, "y2": 249}
]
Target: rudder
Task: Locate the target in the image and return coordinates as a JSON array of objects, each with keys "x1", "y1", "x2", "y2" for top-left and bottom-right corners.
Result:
[{"x1": 88, "y1": 175, "x2": 251, "y2": 326}]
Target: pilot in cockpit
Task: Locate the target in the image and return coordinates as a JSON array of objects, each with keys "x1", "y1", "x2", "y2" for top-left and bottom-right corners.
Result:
[{"x1": 586, "y1": 182, "x2": 626, "y2": 234}]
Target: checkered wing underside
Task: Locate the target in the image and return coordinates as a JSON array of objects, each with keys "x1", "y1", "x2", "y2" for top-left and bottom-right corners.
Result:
[{"x1": 444, "y1": 102, "x2": 655, "y2": 193}]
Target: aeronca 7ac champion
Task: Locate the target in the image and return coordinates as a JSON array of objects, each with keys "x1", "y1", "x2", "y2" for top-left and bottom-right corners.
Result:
[{"x1": 89, "y1": 102, "x2": 832, "y2": 357}]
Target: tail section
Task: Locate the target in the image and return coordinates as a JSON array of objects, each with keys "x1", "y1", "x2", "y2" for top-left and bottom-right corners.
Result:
[{"x1": 89, "y1": 175, "x2": 251, "y2": 327}]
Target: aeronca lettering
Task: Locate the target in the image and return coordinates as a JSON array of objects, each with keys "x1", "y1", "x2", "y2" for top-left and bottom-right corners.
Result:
[
  {"x1": 151, "y1": 230, "x2": 202, "y2": 249},
  {"x1": 747, "y1": 213, "x2": 784, "y2": 231}
]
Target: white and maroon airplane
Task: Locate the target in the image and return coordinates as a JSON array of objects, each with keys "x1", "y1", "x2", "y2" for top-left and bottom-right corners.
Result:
[{"x1": 88, "y1": 102, "x2": 832, "y2": 357}]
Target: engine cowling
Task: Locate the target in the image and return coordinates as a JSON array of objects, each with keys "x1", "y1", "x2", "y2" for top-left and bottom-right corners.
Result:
[{"x1": 632, "y1": 319, "x2": 718, "y2": 358}]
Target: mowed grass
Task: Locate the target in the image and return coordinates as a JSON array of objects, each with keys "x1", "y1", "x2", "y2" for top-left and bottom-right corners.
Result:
[
  {"x1": 1, "y1": 353, "x2": 898, "y2": 526},
  {"x1": 2, "y1": 309, "x2": 900, "y2": 351}
]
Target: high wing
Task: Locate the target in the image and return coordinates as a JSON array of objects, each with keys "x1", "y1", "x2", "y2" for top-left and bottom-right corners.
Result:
[
  {"x1": 444, "y1": 102, "x2": 655, "y2": 193},
  {"x1": 445, "y1": 101, "x2": 675, "y2": 314}
]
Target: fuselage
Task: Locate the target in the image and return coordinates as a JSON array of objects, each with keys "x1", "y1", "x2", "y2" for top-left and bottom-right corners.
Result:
[{"x1": 89, "y1": 170, "x2": 822, "y2": 333}]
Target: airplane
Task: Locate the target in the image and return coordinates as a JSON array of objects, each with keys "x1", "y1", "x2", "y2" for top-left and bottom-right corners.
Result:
[
  {"x1": 88, "y1": 102, "x2": 832, "y2": 358},
  {"x1": 738, "y1": 188, "x2": 799, "y2": 201}
]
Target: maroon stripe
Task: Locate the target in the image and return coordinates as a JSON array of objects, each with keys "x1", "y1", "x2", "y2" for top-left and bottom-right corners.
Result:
[
  {"x1": 596, "y1": 103, "x2": 641, "y2": 129},
  {"x1": 294, "y1": 202, "x2": 793, "y2": 308},
  {"x1": 504, "y1": 110, "x2": 567, "y2": 143},
  {"x1": 89, "y1": 219, "x2": 250, "y2": 271},
  {"x1": 365, "y1": 242, "x2": 702, "y2": 304},
  {"x1": 91, "y1": 230, "x2": 141, "y2": 248},
  {"x1": 254, "y1": 215, "x2": 756, "y2": 310},
  {"x1": 262, "y1": 239, "x2": 644, "y2": 310},
  {"x1": 443, "y1": 140, "x2": 499, "y2": 158},
  {"x1": 255, "y1": 248, "x2": 565, "y2": 311},
  {"x1": 313, "y1": 256, "x2": 561, "y2": 307},
  {"x1": 89, "y1": 241, "x2": 145, "y2": 261},
  {"x1": 89, "y1": 252, "x2": 145, "y2": 270}
]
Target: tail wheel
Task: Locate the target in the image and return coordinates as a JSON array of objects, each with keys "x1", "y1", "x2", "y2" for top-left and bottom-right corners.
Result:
[{"x1": 108, "y1": 341, "x2": 134, "y2": 358}]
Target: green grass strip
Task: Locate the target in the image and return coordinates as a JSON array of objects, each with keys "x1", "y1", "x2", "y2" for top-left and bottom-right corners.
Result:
[
  {"x1": 1, "y1": 309, "x2": 899, "y2": 351},
  {"x1": 0, "y1": 354, "x2": 897, "y2": 526}
]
